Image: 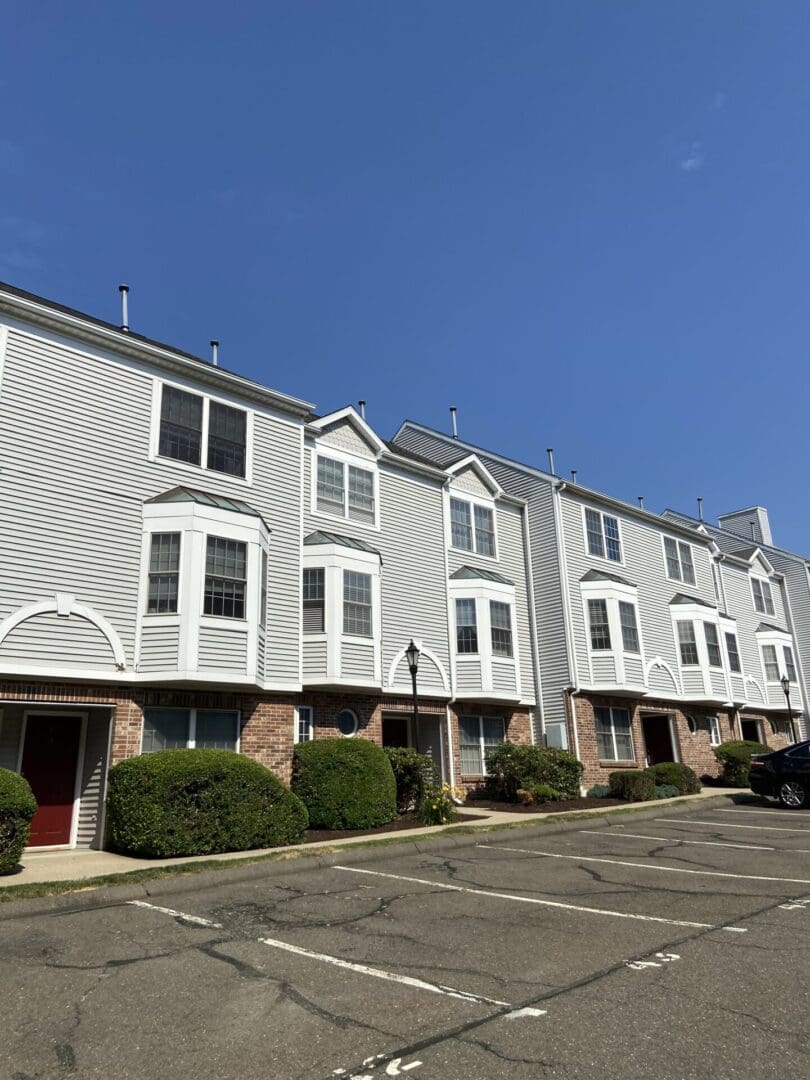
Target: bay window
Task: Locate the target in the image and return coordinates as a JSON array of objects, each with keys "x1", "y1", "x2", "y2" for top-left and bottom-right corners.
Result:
[
  {"x1": 343, "y1": 570, "x2": 372, "y2": 637},
  {"x1": 455, "y1": 598, "x2": 478, "y2": 653},
  {"x1": 677, "y1": 621, "x2": 699, "y2": 666},
  {"x1": 204, "y1": 537, "x2": 247, "y2": 618},
  {"x1": 147, "y1": 533, "x2": 180, "y2": 614}
]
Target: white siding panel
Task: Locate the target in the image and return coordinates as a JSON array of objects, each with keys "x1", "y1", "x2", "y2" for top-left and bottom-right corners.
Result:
[
  {"x1": 709, "y1": 671, "x2": 726, "y2": 697},
  {"x1": 0, "y1": 613, "x2": 116, "y2": 669},
  {"x1": 342, "y1": 641, "x2": 375, "y2": 682},
  {"x1": 591, "y1": 654, "x2": 616, "y2": 683},
  {"x1": 198, "y1": 626, "x2": 249, "y2": 673},
  {"x1": 456, "y1": 657, "x2": 482, "y2": 695},
  {"x1": 682, "y1": 671, "x2": 705, "y2": 696},
  {"x1": 138, "y1": 625, "x2": 180, "y2": 671},
  {"x1": 491, "y1": 660, "x2": 517, "y2": 696},
  {"x1": 450, "y1": 467, "x2": 491, "y2": 498},
  {"x1": 648, "y1": 663, "x2": 678, "y2": 696},
  {"x1": 303, "y1": 639, "x2": 327, "y2": 680}
]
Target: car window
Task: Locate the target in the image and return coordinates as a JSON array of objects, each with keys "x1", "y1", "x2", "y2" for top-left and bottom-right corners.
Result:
[{"x1": 786, "y1": 743, "x2": 810, "y2": 759}]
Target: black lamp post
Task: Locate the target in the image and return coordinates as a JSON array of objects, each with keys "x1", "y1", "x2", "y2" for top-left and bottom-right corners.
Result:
[
  {"x1": 405, "y1": 639, "x2": 420, "y2": 732},
  {"x1": 780, "y1": 674, "x2": 798, "y2": 744}
]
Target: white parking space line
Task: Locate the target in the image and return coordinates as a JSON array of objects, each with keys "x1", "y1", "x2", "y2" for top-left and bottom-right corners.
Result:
[
  {"x1": 332, "y1": 865, "x2": 743, "y2": 931},
  {"x1": 717, "y1": 808, "x2": 810, "y2": 820},
  {"x1": 655, "y1": 818, "x2": 810, "y2": 834},
  {"x1": 479, "y1": 843, "x2": 810, "y2": 887},
  {"x1": 126, "y1": 900, "x2": 512, "y2": 1008},
  {"x1": 578, "y1": 830, "x2": 773, "y2": 851}
]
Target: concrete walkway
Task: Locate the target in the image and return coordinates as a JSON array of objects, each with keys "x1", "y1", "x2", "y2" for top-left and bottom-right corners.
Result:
[{"x1": 1, "y1": 788, "x2": 743, "y2": 889}]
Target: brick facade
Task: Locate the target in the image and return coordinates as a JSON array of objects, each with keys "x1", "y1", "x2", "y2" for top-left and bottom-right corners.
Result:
[{"x1": 449, "y1": 703, "x2": 534, "y2": 796}]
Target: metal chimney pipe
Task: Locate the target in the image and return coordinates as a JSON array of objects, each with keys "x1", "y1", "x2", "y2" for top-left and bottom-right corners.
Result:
[
  {"x1": 118, "y1": 284, "x2": 129, "y2": 332},
  {"x1": 450, "y1": 407, "x2": 458, "y2": 439},
  {"x1": 210, "y1": 340, "x2": 219, "y2": 367},
  {"x1": 638, "y1": 496, "x2": 645, "y2": 509},
  {"x1": 358, "y1": 400, "x2": 366, "y2": 420},
  {"x1": 546, "y1": 448, "x2": 555, "y2": 474},
  {"x1": 697, "y1": 497, "x2": 704, "y2": 521},
  {"x1": 570, "y1": 469, "x2": 577, "y2": 483}
]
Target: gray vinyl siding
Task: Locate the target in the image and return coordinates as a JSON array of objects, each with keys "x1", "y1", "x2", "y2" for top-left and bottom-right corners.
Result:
[
  {"x1": 303, "y1": 639, "x2": 327, "y2": 680},
  {"x1": 0, "y1": 322, "x2": 304, "y2": 686},
  {"x1": 0, "y1": 612, "x2": 117, "y2": 669},
  {"x1": 720, "y1": 562, "x2": 771, "y2": 702},
  {"x1": 138, "y1": 625, "x2": 181, "y2": 671},
  {"x1": 492, "y1": 659, "x2": 518, "y2": 696},
  {"x1": 0, "y1": 709, "x2": 21, "y2": 770},
  {"x1": 76, "y1": 711, "x2": 110, "y2": 848},
  {"x1": 342, "y1": 641, "x2": 375, "y2": 682},
  {"x1": 456, "y1": 657, "x2": 482, "y2": 695},
  {"x1": 198, "y1": 626, "x2": 249, "y2": 673}
]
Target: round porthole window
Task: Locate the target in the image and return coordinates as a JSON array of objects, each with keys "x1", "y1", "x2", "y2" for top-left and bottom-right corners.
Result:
[{"x1": 337, "y1": 709, "x2": 359, "y2": 737}]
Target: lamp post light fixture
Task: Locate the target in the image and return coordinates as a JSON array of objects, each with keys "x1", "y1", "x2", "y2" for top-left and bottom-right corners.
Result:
[
  {"x1": 405, "y1": 639, "x2": 420, "y2": 731},
  {"x1": 780, "y1": 674, "x2": 799, "y2": 744}
]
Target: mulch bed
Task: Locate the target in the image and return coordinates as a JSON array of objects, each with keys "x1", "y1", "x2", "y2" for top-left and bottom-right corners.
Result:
[
  {"x1": 305, "y1": 811, "x2": 482, "y2": 844},
  {"x1": 465, "y1": 797, "x2": 627, "y2": 813}
]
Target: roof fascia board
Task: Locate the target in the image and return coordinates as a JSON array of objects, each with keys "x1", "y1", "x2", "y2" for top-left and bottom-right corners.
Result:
[{"x1": 0, "y1": 286, "x2": 315, "y2": 419}]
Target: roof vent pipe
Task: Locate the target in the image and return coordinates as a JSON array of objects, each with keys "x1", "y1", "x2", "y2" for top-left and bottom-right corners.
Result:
[
  {"x1": 697, "y1": 497, "x2": 704, "y2": 521},
  {"x1": 450, "y1": 406, "x2": 458, "y2": 439},
  {"x1": 570, "y1": 469, "x2": 577, "y2": 482},
  {"x1": 210, "y1": 340, "x2": 219, "y2": 367},
  {"x1": 546, "y1": 448, "x2": 555, "y2": 475},
  {"x1": 358, "y1": 400, "x2": 366, "y2": 420},
  {"x1": 118, "y1": 284, "x2": 129, "y2": 332},
  {"x1": 638, "y1": 496, "x2": 645, "y2": 509}
]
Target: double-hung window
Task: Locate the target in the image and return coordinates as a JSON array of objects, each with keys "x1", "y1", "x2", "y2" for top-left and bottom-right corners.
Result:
[
  {"x1": 316, "y1": 456, "x2": 376, "y2": 524},
  {"x1": 459, "y1": 715, "x2": 505, "y2": 774},
  {"x1": 587, "y1": 598, "x2": 612, "y2": 650},
  {"x1": 158, "y1": 385, "x2": 247, "y2": 478},
  {"x1": 618, "y1": 601, "x2": 640, "y2": 653},
  {"x1": 752, "y1": 577, "x2": 775, "y2": 616},
  {"x1": 595, "y1": 706, "x2": 633, "y2": 761},
  {"x1": 450, "y1": 498, "x2": 495, "y2": 556},
  {"x1": 664, "y1": 538, "x2": 696, "y2": 585},
  {"x1": 455, "y1": 598, "x2": 478, "y2": 654},
  {"x1": 784, "y1": 646, "x2": 797, "y2": 682},
  {"x1": 762, "y1": 644, "x2": 781, "y2": 682},
  {"x1": 704, "y1": 623, "x2": 723, "y2": 667},
  {"x1": 141, "y1": 707, "x2": 239, "y2": 752},
  {"x1": 294, "y1": 705, "x2": 314, "y2": 744},
  {"x1": 147, "y1": 533, "x2": 180, "y2": 613},
  {"x1": 585, "y1": 509, "x2": 621, "y2": 562},
  {"x1": 204, "y1": 536, "x2": 247, "y2": 618},
  {"x1": 343, "y1": 570, "x2": 372, "y2": 636},
  {"x1": 490, "y1": 601, "x2": 513, "y2": 657},
  {"x1": 725, "y1": 632, "x2": 742, "y2": 673},
  {"x1": 677, "y1": 621, "x2": 699, "y2": 665},
  {"x1": 707, "y1": 715, "x2": 721, "y2": 747},
  {"x1": 303, "y1": 568, "x2": 325, "y2": 633}
]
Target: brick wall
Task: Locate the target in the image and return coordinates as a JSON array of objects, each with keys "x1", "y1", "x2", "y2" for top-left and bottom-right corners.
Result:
[{"x1": 449, "y1": 703, "x2": 533, "y2": 796}]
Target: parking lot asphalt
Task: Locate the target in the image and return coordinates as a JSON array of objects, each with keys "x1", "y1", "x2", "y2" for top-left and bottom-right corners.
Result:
[{"x1": 3, "y1": 801, "x2": 810, "y2": 1080}]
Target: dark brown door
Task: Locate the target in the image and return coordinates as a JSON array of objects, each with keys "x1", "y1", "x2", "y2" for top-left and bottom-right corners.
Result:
[
  {"x1": 382, "y1": 713, "x2": 411, "y2": 748},
  {"x1": 641, "y1": 714, "x2": 675, "y2": 766},
  {"x1": 20, "y1": 714, "x2": 82, "y2": 846},
  {"x1": 741, "y1": 719, "x2": 761, "y2": 743}
]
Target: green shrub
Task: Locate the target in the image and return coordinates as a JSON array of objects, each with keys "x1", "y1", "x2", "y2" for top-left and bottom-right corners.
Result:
[
  {"x1": 293, "y1": 739, "x2": 396, "y2": 829},
  {"x1": 608, "y1": 770, "x2": 655, "y2": 802},
  {"x1": 417, "y1": 781, "x2": 461, "y2": 825},
  {"x1": 107, "y1": 750, "x2": 308, "y2": 858},
  {"x1": 0, "y1": 769, "x2": 37, "y2": 875},
  {"x1": 646, "y1": 762, "x2": 702, "y2": 795},
  {"x1": 383, "y1": 747, "x2": 433, "y2": 812},
  {"x1": 485, "y1": 743, "x2": 584, "y2": 801},
  {"x1": 587, "y1": 784, "x2": 612, "y2": 798},
  {"x1": 713, "y1": 740, "x2": 770, "y2": 787},
  {"x1": 654, "y1": 784, "x2": 681, "y2": 800}
]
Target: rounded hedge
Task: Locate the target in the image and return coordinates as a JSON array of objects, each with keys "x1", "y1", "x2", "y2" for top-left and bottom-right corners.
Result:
[
  {"x1": 713, "y1": 740, "x2": 770, "y2": 787},
  {"x1": 107, "y1": 749, "x2": 308, "y2": 858},
  {"x1": 384, "y1": 746, "x2": 433, "y2": 812},
  {"x1": 485, "y1": 743, "x2": 584, "y2": 802},
  {"x1": 292, "y1": 738, "x2": 397, "y2": 829},
  {"x1": 609, "y1": 769, "x2": 655, "y2": 802},
  {"x1": 0, "y1": 769, "x2": 37, "y2": 875},
  {"x1": 647, "y1": 762, "x2": 701, "y2": 795}
]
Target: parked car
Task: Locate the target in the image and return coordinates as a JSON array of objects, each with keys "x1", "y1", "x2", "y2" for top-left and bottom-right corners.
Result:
[{"x1": 749, "y1": 741, "x2": 810, "y2": 808}]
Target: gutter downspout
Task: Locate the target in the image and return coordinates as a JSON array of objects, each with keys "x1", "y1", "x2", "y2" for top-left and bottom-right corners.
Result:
[
  {"x1": 521, "y1": 501, "x2": 544, "y2": 745},
  {"x1": 780, "y1": 577, "x2": 808, "y2": 740},
  {"x1": 553, "y1": 481, "x2": 581, "y2": 760}
]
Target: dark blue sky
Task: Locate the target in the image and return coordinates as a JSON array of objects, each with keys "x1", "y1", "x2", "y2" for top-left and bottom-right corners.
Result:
[{"x1": 2, "y1": 3, "x2": 809, "y2": 548}]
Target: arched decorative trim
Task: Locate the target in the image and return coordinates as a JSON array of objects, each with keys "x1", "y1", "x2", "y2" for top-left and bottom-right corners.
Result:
[
  {"x1": 644, "y1": 655, "x2": 681, "y2": 695},
  {"x1": 744, "y1": 674, "x2": 766, "y2": 703},
  {"x1": 0, "y1": 594, "x2": 126, "y2": 669},
  {"x1": 387, "y1": 639, "x2": 450, "y2": 694}
]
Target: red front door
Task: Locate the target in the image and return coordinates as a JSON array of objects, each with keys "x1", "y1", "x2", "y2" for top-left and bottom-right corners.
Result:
[{"x1": 20, "y1": 714, "x2": 82, "y2": 847}]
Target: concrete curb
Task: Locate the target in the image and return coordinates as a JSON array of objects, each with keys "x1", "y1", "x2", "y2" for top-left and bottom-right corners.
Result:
[{"x1": 0, "y1": 793, "x2": 738, "y2": 922}]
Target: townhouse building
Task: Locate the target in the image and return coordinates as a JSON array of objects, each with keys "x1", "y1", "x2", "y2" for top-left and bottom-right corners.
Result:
[
  {"x1": 0, "y1": 282, "x2": 536, "y2": 850},
  {"x1": 394, "y1": 422, "x2": 803, "y2": 787}
]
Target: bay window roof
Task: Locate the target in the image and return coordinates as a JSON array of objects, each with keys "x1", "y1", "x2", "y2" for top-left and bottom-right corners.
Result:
[
  {"x1": 670, "y1": 592, "x2": 716, "y2": 608},
  {"x1": 304, "y1": 530, "x2": 381, "y2": 556},
  {"x1": 580, "y1": 568, "x2": 636, "y2": 587},
  {"x1": 450, "y1": 565, "x2": 513, "y2": 585},
  {"x1": 145, "y1": 485, "x2": 267, "y2": 525}
]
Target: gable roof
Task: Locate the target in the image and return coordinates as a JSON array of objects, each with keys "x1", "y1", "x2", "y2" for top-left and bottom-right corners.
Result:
[
  {"x1": 309, "y1": 406, "x2": 386, "y2": 455},
  {"x1": 445, "y1": 454, "x2": 503, "y2": 498}
]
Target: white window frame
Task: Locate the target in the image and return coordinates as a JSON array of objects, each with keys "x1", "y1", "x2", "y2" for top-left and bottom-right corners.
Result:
[
  {"x1": 707, "y1": 715, "x2": 721, "y2": 747},
  {"x1": 311, "y1": 446, "x2": 380, "y2": 531},
  {"x1": 448, "y1": 577, "x2": 521, "y2": 698},
  {"x1": 579, "y1": 578, "x2": 645, "y2": 688},
  {"x1": 594, "y1": 705, "x2": 634, "y2": 763},
  {"x1": 149, "y1": 378, "x2": 254, "y2": 486},
  {"x1": 662, "y1": 535, "x2": 696, "y2": 586},
  {"x1": 459, "y1": 714, "x2": 505, "y2": 775},
  {"x1": 582, "y1": 506, "x2": 623, "y2": 565},
  {"x1": 447, "y1": 493, "x2": 498, "y2": 558},
  {"x1": 336, "y1": 708, "x2": 359, "y2": 737},
  {"x1": 751, "y1": 575, "x2": 776, "y2": 617},
  {"x1": 202, "y1": 534, "x2": 249, "y2": 622},
  {"x1": 294, "y1": 705, "x2": 314, "y2": 744},
  {"x1": 139, "y1": 706, "x2": 241, "y2": 753},
  {"x1": 722, "y1": 624, "x2": 744, "y2": 676}
]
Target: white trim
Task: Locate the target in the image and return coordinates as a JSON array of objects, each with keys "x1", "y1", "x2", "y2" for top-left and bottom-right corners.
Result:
[
  {"x1": 445, "y1": 454, "x2": 504, "y2": 499},
  {"x1": 0, "y1": 597, "x2": 126, "y2": 669},
  {"x1": 0, "y1": 323, "x2": 9, "y2": 397},
  {"x1": 750, "y1": 574, "x2": 777, "y2": 618},
  {"x1": 581, "y1": 504, "x2": 625, "y2": 567},
  {"x1": 308, "y1": 406, "x2": 386, "y2": 455},
  {"x1": 386, "y1": 640, "x2": 450, "y2": 694},
  {"x1": 644, "y1": 656, "x2": 682, "y2": 695},
  {"x1": 520, "y1": 503, "x2": 543, "y2": 741},
  {"x1": 444, "y1": 487, "x2": 499, "y2": 560},
  {"x1": 293, "y1": 704, "x2": 314, "y2": 744},
  {"x1": 660, "y1": 534, "x2": 697, "y2": 587},
  {"x1": 19, "y1": 710, "x2": 88, "y2": 850},
  {"x1": 310, "y1": 445, "x2": 381, "y2": 532}
]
